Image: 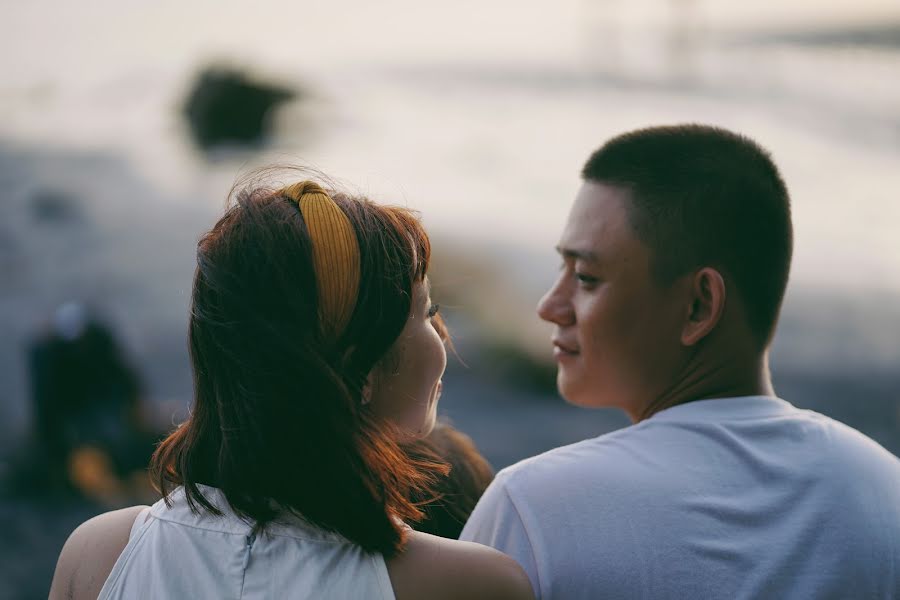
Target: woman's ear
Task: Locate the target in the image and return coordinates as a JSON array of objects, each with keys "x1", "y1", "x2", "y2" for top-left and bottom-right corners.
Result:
[
  {"x1": 344, "y1": 345, "x2": 374, "y2": 406},
  {"x1": 361, "y1": 373, "x2": 373, "y2": 405},
  {"x1": 681, "y1": 267, "x2": 726, "y2": 347}
]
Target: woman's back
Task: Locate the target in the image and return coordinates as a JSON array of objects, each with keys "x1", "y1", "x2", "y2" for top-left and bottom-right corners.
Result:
[{"x1": 98, "y1": 485, "x2": 395, "y2": 599}]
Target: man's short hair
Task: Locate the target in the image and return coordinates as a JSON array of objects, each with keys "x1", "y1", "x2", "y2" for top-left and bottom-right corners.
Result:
[{"x1": 582, "y1": 124, "x2": 792, "y2": 347}]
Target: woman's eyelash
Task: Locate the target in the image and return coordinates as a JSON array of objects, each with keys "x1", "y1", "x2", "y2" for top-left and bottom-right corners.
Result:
[{"x1": 427, "y1": 303, "x2": 440, "y2": 318}]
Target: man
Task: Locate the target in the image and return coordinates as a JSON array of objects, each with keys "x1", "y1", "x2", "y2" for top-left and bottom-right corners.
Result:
[{"x1": 460, "y1": 125, "x2": 900, "y2": 599}]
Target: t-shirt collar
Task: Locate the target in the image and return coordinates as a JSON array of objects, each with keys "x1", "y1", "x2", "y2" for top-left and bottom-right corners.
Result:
[{"x1": 648, "y1": 395, "x2": 794, "y2": 423}]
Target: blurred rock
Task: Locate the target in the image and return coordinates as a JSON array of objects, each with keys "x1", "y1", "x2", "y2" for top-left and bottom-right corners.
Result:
[
  {"x1": 182, "y1": 67, "x2": 295, "y2": 150},
  {"x1": 750, "y1": 24, "x2": 900, "y2": 49},
  {"x1": 30, "y1": 188, "x2": 83, "y2": 225}
]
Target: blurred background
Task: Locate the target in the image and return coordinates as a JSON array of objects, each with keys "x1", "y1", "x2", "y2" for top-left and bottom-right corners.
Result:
[{"x1": 1, "y1": 0, "x2": 899, "y2": 597}]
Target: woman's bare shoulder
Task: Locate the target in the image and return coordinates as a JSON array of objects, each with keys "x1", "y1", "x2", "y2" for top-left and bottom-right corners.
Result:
[
  {"x1": 48, "y1": 505, "x2": 149, "y2": 600},
  {"x1": 386, "y1": 530, "x2": 534, "y2": 600}
]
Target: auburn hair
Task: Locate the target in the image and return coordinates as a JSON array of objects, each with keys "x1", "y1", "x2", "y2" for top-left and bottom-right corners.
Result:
[
  {"x1": 150, "y1": 174, "x2": 447, "y2": 556},
  {"x1": 404, "y1": 421, "x2": 494, "y2": 539}
]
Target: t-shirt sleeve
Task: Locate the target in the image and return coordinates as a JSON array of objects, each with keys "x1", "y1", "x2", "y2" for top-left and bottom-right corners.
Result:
[{"x1": 459, "y1": 474, "x2": 542, "y2": 598}]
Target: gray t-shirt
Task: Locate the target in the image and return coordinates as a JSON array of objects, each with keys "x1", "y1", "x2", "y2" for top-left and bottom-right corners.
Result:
[{"x1": 461, "y1": 396, "x2": 900, "y2": 599}]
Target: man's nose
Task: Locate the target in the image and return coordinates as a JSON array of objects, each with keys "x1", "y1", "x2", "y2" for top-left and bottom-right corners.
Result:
[{"x1": 537, "y1": 277, "x2": 574, "y2": 325}]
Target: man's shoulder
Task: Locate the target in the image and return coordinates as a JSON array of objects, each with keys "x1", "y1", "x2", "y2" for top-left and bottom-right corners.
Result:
[
  {"x1": 796, "y1": 408, "x2": 900, "y2": 471},
  {"x1": 494, "y1": 426, "x2": 647, "y2": 496}
]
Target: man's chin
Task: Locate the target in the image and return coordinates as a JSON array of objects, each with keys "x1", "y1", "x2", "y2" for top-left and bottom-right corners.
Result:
[
  {"x1": 557, "y1": 374, "x2": 589, "y2": 407},
  {"x1": 558, "y1": 375, "x2": 615, "y2": 409}
]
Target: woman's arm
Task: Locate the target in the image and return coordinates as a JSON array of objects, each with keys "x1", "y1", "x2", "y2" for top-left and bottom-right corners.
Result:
[{"x1": 49, "y1": 505, "x2": 148, "y2": 600}]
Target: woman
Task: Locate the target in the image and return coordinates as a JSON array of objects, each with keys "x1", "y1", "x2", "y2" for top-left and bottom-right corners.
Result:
[{"x1": 49, "y1": 177, "x2": 533, "y2": 599}]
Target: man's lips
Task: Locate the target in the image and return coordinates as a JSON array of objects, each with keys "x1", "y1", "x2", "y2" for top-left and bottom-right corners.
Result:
[{"x1": 552, "y1": 338, "x2": 579, "y2": 356}]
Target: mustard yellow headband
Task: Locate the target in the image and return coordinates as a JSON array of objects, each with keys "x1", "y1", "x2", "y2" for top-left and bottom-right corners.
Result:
[{"x1": 280, "y1": 181, "x2": 360, "y2": 339}]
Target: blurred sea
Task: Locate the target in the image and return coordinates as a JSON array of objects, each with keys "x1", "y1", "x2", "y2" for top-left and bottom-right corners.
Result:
[{"x1": 1, "y1": 2, "x2": 899, "y2": 596}]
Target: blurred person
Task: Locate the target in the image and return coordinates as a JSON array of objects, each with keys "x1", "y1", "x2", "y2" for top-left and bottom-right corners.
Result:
[
  {"x1": 405, "y1": 421, "x2": 495, "y2": 539},
  {"x1": 461, "y1": 125, "x2": 900, "y2": 599},
  {"x1": 17, "y1": 302, "x2": 157, "y2": 503},
  {"x1": 50, "y1": 177, "x2": 532, "y2": 600}
]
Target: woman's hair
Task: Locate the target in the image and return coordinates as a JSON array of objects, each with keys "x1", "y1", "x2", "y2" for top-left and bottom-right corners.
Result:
[
  {"x1": 404, "y1": 421, "x2": 494, "y2": 539},
  {"x1": 149, "y1": 171, "x2": 447, "y2": 556}
]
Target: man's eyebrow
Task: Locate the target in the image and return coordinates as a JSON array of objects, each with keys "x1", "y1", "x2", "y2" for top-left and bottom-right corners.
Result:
[{"x1": 555, "y1": 246, "x2": 600, "y2": 263}]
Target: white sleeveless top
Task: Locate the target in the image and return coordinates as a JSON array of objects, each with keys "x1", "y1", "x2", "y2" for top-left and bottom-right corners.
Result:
[{"x1": 98, "y1": 485, "x2": 396, "y2": 599}]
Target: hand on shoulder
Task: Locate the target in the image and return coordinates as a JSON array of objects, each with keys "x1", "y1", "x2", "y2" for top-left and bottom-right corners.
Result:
[
  {"x1": 387, "y1": 530, "x2": 535, "y2": 600},
  {"x1": 49, "y1": 505, "x2": 149, "y2": 600}
]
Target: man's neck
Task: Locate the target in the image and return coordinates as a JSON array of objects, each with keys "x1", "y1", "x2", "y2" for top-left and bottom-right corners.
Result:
[{"x1": 632, "y1": 351, "x2": 775, "y2": 423}]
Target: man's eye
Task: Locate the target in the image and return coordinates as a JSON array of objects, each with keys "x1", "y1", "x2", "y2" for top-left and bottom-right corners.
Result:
[
  {"x1": 575, "y1": 272, "x2": 599, "y2": 285},
  {"x1": 427, "y1": 303, "x2": 440, "y2": 318}
]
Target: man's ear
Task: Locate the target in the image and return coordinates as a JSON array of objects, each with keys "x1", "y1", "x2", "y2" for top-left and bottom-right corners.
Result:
[{"x1": 681, "y1": 267, "x2": 726, "y2": 347}]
